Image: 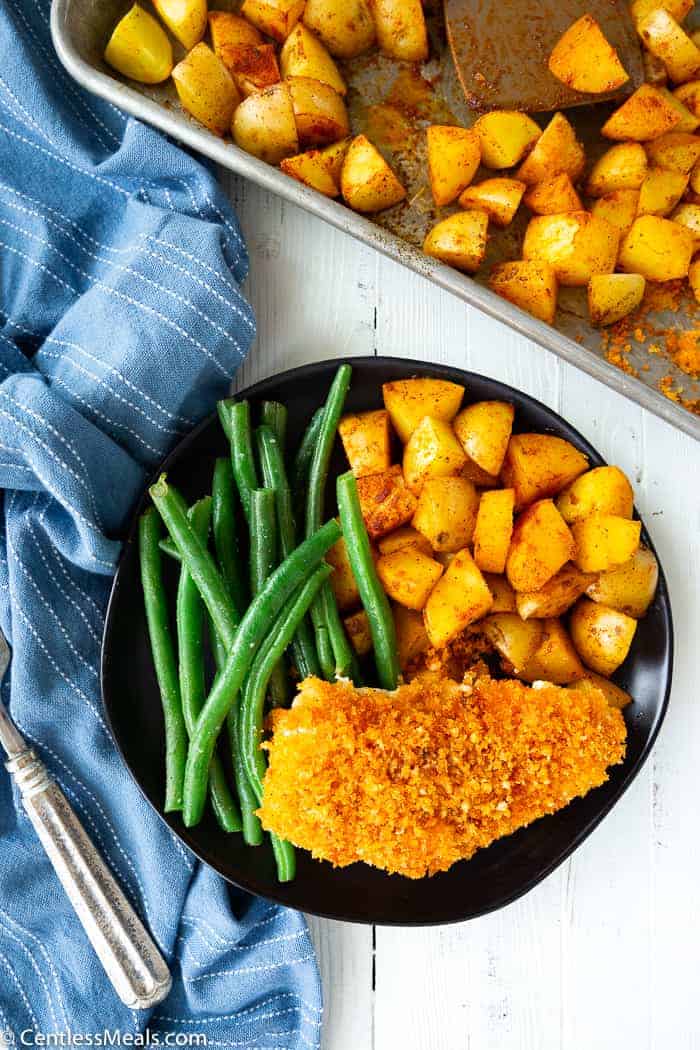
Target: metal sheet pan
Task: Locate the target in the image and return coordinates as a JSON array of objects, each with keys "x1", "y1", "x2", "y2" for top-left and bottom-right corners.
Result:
[{"x1": 50, "y1": 0, "x2": 700, "y2": 440}]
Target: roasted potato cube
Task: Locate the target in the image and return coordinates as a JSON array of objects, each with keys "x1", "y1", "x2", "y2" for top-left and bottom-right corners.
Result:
[
  {"x1": 488, "y1": 260, "x2": 558, "y2": 325},
  {"x1": 394, "y1": 604, "x2": 429, "y2": 669},
  {"x1": 570, "y1": 598, "x2": 637, "y2": 675},
  {"x1": 556, "y1": 465, "x2": 634, "y2": 522},
  {"x1": 601, "y1": 84, "x2": 681, "y2": 140},
  {"x1": 403, "y1": 416, "x2": 467, "y2": 494},
  {"x1": 280, "y1": 23, "x2": 346, "y2": 95},
  {"x1": 423, "y1": 549, "x2": 493, "y2": 647},
  {"x1": 692, "y1": 157, "x2": 700, "y2": 193},
  {"x1": 377, "y1": 548, "x2": 443, "y2": 610},
  {"x1": 661, "y1": 86, "x2": 700, "y2": 131},
  {"x1": 372, "y1": 0, "x2": 428, "y2": 62},
  {"x1": 173, "y1": 44, "x2": 240, "y2": 137},
  {"x1": 671, "y1": 202, "x2": 700, "y2": 247},
  {"x1": 571, "y1": 514, "x2": 641, "y2": 572},
  {"x1": 523, "y1": 212, "x2": 619, "y2": 286},
  {"x1": 344, "y1": 609, "x2": 372, "y2": 656},
  {"x1": 481, "y1": 613, "x2": 543, "y2": 672},
  {"x1": 356, "y1": 465, "x2": 417, "y2": 539},
  {"x1": 567, "y1": 673, "x2": 632, "y2": 709},
  {"x1": 153, "y1": 0, "x2": 206, "y2": 49},
  {"x1": 104, "y1": 4, "x2": 173, "y2": 84},
  {"x1": 326, "y1": 532, "x2": 361, "y2": 610},
  {"x1": 646, "y1": 131, "x2": 700, "y2": 173},
  {"x1": 209, "y1": 12, "x2": 263, "y2": 50},
  {"x1": 506, "y1": 499, "x2": 576, "y2": 591},
  {"x1": 233, "y1": 82, "x2": 299, "y2": 163},
  {"x1": 280, "y1": 150, "x2": 339, "y2": 196},
  {"x1": 378, "y1": 526, "x2": 433, "y2": 558},
  {"x1": 548, "y1": 14, "x2": 629, "y2": 93},
  {"x1": 637, "y1": 167, "x2": 689, "y2": 216},
  {"x1": 461, "y1": 458, "x2": 501, "y2": 487},
  {"x1": 320, "y1": 137, "x2": 351, "y2": 181},
  {"x1": 458, "y1": 178, "x2": 526, "y2": 227},
  {"x1": 303, "y1": 0, "x2": 375, "y2": 57},
  {"x1": 383, "y1": 378, "x2": 464, "y2": 444},
  {"x1": 523, "y1": 173, "x2": 582, "y2": 215},
  {"x1": 473, "y1": 488, "x2": 515, "y2": 574},
  {"x1": 585, "y1": 143, "x2": 648, "y2": 196},
  {"x1": 638, "y1": 8, "x2": 700, "y2": 85},
  {"x1": 586, "y1": 545, "x2": 659, "y2": 617},
  {"x1": 590, "y1": 190, "x2": 640, "y2": 235},
  {"x1": 630, "y1": 0, "x2": 693, "y2": 25},
  {"x1": 453, "y1": 400, "x2": 514, "y2": 477},
  {"x1": 618, "y1": 214, "x2": 694, "y2": 280},
  {"x1": 473, "y1": 111, "x2": 541, "y2": 169},
  {"x1": 502, "y1": 433, "x2": 588, "y2": 509},
  {"x1": 516, "y1": 112, "x2": 585, "y2": 184},
  {"x1": 423, "y1": 211, "x2": 489, "y2": 274},
  {"x1": 674, "y1": 80, "x2": 700, "y2": 117},
  {"x1": 426, "y1": 126, "x2": 481, "y2": 207},
  {"x1": 240, "y1": 0, "x2": 305, "y2": 42},
  {"x1": 218, "y1": 43, "x2": 280, "y2": 96},
  {"x1": 483, "y1": 573, "x2": 517, "y2": 612},
  {"x1": 515, "y1": 564, "x2": 595, "y2": 619},
  {"x1": 340, "y1": 134, "x2": 406, "y2": 213},
  {"x1": 412, "y1": 476, "x2": 480, "y2": 552},
  {"x1": 339, "y1": 409, "x2": 392, "y2": 477},
  {"x1": 588, "y1": 273, "x2": 646, "y2": 326},
  {"x1": 518, "y1": 617, "x2": 586, "y2": 683},
  {"x1": 287, "y1": 76, "x2": 349, "y2": 147}
]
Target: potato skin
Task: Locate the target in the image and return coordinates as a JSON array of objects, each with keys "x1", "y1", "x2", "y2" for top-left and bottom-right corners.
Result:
[
  {"x1": 403, "y1": 416, "x2": 467, "y2": 494},
  {"x1": 423, "y1": 549, "x2": 493, "y2": 648},
  {"x1": 104, "y1": 4, "x2": 173, "y2": 84},
  {"x1": 240, "y1": 0, "x2": 305, "y2": 42},
  {"x1": 376, "y1": 548, "x2": 443, "y2": 610},
  {"x1": 501, "y1": 433, "x2": 589, "y2": 509},
  {"x1": 356, "y1": 465, "x2": 417, "y2": 539},
  {"x1": 586, "y1": 545, "x2": 659, "y2": 617},
  {"x1": 587, "y1": 274, "x2": 646, "y2": 326},
  {"x1": 280, "y1": 22, "x2": 346, "y2": 94},
  {"x1": 569, "y1": 598, "x2": 637, "y2": 676},
  {"x1": 172, "y1": 44, "x2": 240, "y2": 137},
  {"x1": 382, "y1": 378, "x2": 464, "y2": 443},
  {"x1": 473, "y1": 488, "x2": 515, "y2": 574},
  {"x1": 372, "y1": 0, "x2": 428, "y2": 62},
  {"x1": 571, "y1": 514, "x2": 641, "y2": 573},
  {"x1": 303, "y1": 0, "x2": 375, "y2": 58},
  {"x1": 618, "y1": 215, "x2": 694, "y2": 280},
  {"x1": 423, "y1": 211, "x2": 489, "y2": 274},
  {"x1": 287, "y1": 75, "x2": 349, "y2": 147},
  {"x1": 506, "y1": 499, "x2": 576, "y2": 592},
  {"x1": 556, "y1": 466, "x2": 634, "y2": 522},
  {"x1": 412, "y1": 476, "x2": 480, "y2": 553},
  {"x1": 340, "y1": 134, "x2": 406, "y2": 213},
  {"x1": 281, "y1": 150, "x2": 339, "y2": 197},
  {"x1": 453, "y1": 400, "x2": 514, "y2": 477},
  {"x1": 233, "y1": 81, "x2": 299, "y2": 163},
  {"x1": 153, "y1": 0, "x2": 207, "y2": 50},
  {"x1": 427, "y1": 126, "x2": 481, "y2": 207}
]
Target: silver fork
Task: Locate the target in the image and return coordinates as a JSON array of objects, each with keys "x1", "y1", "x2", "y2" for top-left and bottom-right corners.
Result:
[{"x1": 0, "y1": 630, "x2": 172, "y2": 1009}]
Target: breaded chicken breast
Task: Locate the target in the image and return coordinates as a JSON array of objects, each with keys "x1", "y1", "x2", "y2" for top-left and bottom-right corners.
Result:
[{"x1": 258, "y1": 671, "x2": 626, "y2": 879}]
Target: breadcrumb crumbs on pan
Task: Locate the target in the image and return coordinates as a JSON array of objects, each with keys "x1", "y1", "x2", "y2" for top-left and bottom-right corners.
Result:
[{"x1": 258, "y1": 671, "x2": 627, "y2": 879}]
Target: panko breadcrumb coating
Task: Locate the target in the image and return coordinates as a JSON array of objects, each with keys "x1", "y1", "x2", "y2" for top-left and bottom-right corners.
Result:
[{"x1": 258, "y1": 671, "x2": 626, "y2": 879}]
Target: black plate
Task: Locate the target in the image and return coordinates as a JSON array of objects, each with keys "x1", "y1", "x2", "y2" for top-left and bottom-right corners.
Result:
[{"x1": 102, "y1": 357, "x2": 673, "y2": 925}]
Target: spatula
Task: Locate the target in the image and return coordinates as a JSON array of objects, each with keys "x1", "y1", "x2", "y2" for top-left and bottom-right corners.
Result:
[{"x1": 444, "y1": 0, "x2": 645, "y2": 113}]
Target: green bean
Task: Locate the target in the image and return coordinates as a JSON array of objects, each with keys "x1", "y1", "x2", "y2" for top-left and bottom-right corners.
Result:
[
  {"x1": 337, "y1": 471, "x2": 400, "y2": 691},
  {"x1": 291, "y1": 406, "x2": 324, "y2": 512},
  {"x1": 182, "y1": 518, "x2": 342, "y2": 826},
  {"x1": 260, "y1": 400, "x2": 287, "y2": 452},
  {"x1": 212, "y1": 457, "x2": 246, "y2": 621},
  {"x1": 228, "y1": 400, "x2": 258, "y2": 522},
  {"x1": 271, "y1": 835, "x2": 296, "y2": 883},
  {"x1": 216, "y1": 398, "x2": 234, "y2": 441},
  {"x1": 177, "y1": 499, "x2": 241, "y2": 833},
  {"x1": 158, "y1": 535, "x2": 180, "y2": 561},
  {"x1": 256, "y1": 425, "x2": 320, "y2": 681},
  {"x1": 323, "y1": 584, "x2": 361, "y2": 683},
  {"x1": 139, "y1": 508, "x2": 187, "y2": 813},
  {"x1": 249, "y1": 488, "x2": 289, "y2": 708}
]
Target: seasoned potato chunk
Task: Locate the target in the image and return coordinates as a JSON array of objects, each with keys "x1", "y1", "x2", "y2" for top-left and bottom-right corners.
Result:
[
  {"x1": 488, "y1": 260, "x2": 558, "y2": 325},
  {"x1": 219, "y1": 43, "x2": 280, "y2": 96},
  {"x1": 372, "y1": 0, "x2": 428, "y2": 62},
  {"x1": 571, "y1": 514, "x2": 641, "y2": 572},
  {"x1": 548, "y1": 14, "x2": 629, "y2": 93},
  {"x1": 586, "y1": 545, "x2": 659, "y2": 617},
  {"x1": 567, "y1": 673, "x2": 632, "y2": 709},
  {"x1": 376, "y1": 548, "x2": 443, "y2": 610},
  {"x1": 523, "y1": 212, "x2": 619, "y2": 286},
  {"x1": 233, "y1": 81, "x2": 299, "y2": 163},
  {"x1": 586, "y1": 143, "x2": 648, "y2": 196},
  {"x1": 453, "y1": 400, "x2": 514, "y2": 477},
  {"x1": 515, "y1": 564, "x2": 595, "y2": 619},
  {"x1": 104, "y1": 4, "x2": 173, "y2": 84},
  {"x1": 320, "y1": 137, "x2": 350, "y2": 181},
  {"x1": 661, "y1": 86, "x2": 700, "y2": 131},
  {"x1": 339, "y1": 409, "x2": 392, "y2": 477},
  {"x1": 240, "y1": 0, "x2": 305, "y2": 42},
  {"x1": 517, "y1": 618, "x2": 586, "y2": 684},
  {"x1": 383, "y1": 378, "x2": 464, "y2": 443},
  {"x1": 601, "y1": 84, "x2": 681, "y2": 140},
  {"x1": 671, "y1": 203, "x2": 700, "y2": 247},
  {"x1": 209, "y1": 11, "x2": 263, "y2": 50},
  {"x1": 356, "y1": 465, "x2": 417, "y2": 539},
  {"x1": 484, "y1": 573, "x2": 517, "y2": 612},
  {"x1": 588, "y1": 274, "x2": 646, "y2": 326},
  {"x1": 280, "y1": 23, "x2": 346, "y2": 94},
  {"x1": 637, "y1": 167, "x2": 688, "y2": 216},
  {"x1": 377, "y1": 526, "x2": 433, "y2": 558},
  {"x1": 637, "y1": 8, "x2": 700, "y2": 85},
  {"x1": 427, "y1": 126, "x2": 481, "y2": 207},
  {"x1": 423, "y1": 549, "x2": 493, "y2": 648},
  {"x1": 173, "y1": 44, "x2": 240, "y2": 137},
  {"x1": 458, "y1": 179, "x2": 526, "y2": 227},
  {"x1": 403, "y1": 417, "x2": 467, "y2": 494},
  {"x1": 557, "y1": 466, "x2": 634, "y2": 522},
  {"x1": 394, "y1": 605, "x2": 430, "y2": 669},
  {"x1": 472, "y1": 488, "x2": 515, "y2": 574},
  {"x1": 340, "y1": 134, "x2": 406, "y2": 213},
  {"x1": 506, "y1": 499, "x2": 576, "y2": 591},
  {"x1": 646, "y1": 131, "x2": 700, "y2": 173},
  {"x1": 674, "y1": 79, "x2": 700, "y2": 117},
  {"x1": 618, "y1": 215, "x2": 694, "y2": 280},
  {"x1": 412, "y1": 477, "x2": 480, "y2": 552},
  {"x1": 281, "y1": 150, "x2": 339, "y2": 196},
  {"x1": 482, "y1": 613, "x2": 543, "y2": 673},
  {"x1": 570, "y1": 598, "x2": 637, "y2": 675},
  {"x1": 523, "y1": 174, "x2": 582, "y2": 215},
  {"x1": 473, "y1": 111, "x2": 541, "y2": 169},
  {"x1": 590, "y1": 190, "x2": 640, "y2": 235},
  {"x1": 303, "y1": 0, "x2": 375, "y2": 58},
  {"x1": 501, "y1": 433, "x2": 589, "y2": 509},
  {"x1": 630, "y1": 0, "x2": 693, "y2": 25},
  {"x1": 517, "y1": 113, "x2": 585, "y2": 184},
  {"x1": 153, "y1": 0, "x2": 206, "y2": 50},
  {"x1": 344, "y1": 609, "x2": 372, "y2": 656},
  {"x1": 326, "y1": 532, "x2": 360, "y2": 610},
  {"x1": 288, "y1": 76, "x2": 349, "y2": 147},
  {"x1": 423, "y1": 211, "x2": 489, "y2": 273}
]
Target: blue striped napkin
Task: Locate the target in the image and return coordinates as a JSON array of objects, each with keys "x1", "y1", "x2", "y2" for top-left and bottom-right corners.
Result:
[{"x1": 0, "y1": 0, "x2": 322, "y2": 1045}]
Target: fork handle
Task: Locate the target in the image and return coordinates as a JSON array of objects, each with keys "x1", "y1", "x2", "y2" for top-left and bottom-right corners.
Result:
[{"x1": 6, "y1": 749, "x2": 172, "y2": 1010}]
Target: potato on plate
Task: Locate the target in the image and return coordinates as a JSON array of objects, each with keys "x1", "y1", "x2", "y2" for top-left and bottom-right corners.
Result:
[
  {"x1": 590, "y1": 190, "x2": 640, "y2": 235},
  {"x1": 473, "y1": 111, "x2": 541, "y2": 169},
  {"x1": 515, "y1": 564, "x2": 596, "y2": 619},
  {"x1": 383, "y1": 378, "x2": 464, "y2": 443},
  {"x1": 488, "y1": 260, "x2": 558, "y2": 325},
  {"x1": 516, "y1": 113, "x2": 585, "y2": 184},
  {"x1": 394, "y1": 604, "x2": 430, "y2": 669},
  {"x1": 585, "y1": 143, "x2": 648, "y2": 196},
  {"x1": 523, "y1": 212, "x2": 619, "y2": 287},
  {"x1": 548, "y1": 14, "x2": 629, "y2": 93},
  {"x1": 280, "y1": 23, "x2": 347, "y2": 95},
  {"x1": 481, "y1": 613, "x2": 543, "y2": 673},
  {"x1": 240, "y1": 0, "x2": 305, "y2": 42},
  {"x1": 376, "y1": 548, "x2": 443, "y2": 610},
  {"x1": 646, "y1": 131, "x2": 700, "y2": 173},
  {"x1": 372, "y1": 0, "x2": 428, "y2": 62},
  {"x1": 209, "y1": 11, "x2": 263, "y2": 50},
  {"x1": 637, "y1": 167, "x2": 689, "y2": 216},
  {"x1": 153, "y1": 0, "x2": 206, "y2": 49},
  {"x1": 287, "y1": 76, "x2": 349, "y2": 147},
  {"x1": 570, "y1": 598, "x2": 637, "y2": 675},
  {"x1": 173, "y1": 44, "x2": 241, "y2": 137},
  {"x1": 412, "y1": 476, "x2": 480, "y2": 552},
  {"x1": 472, "y1": 488, "x2": 515, "y2": 574},
  {"x1": 280, "y1": 150, "x2": 339, "y2": 196},
  {"x1": 630, "y1": 0, "x2": 693, "y2": 25},
  {"x1": 506, "y1": 499, "x2": 576, "y2": 592},
  {"x1": 377, "y1": 526, "x2": 433, "y2": 558},
  {"x1": 601, "y1": 84, "x2": 681, "y2": 140},
  {"x1": 637, "y1": 8, "x2": 700, "y2": 85},
  {"x1": 426, "y1": 126, "x2": 481, "y2": 207},
  {"x1": 586, "y1": 545, "x2": 659, "y2": 617},
  {"x1": 567, "y1": 673, "x2": 632, "y2": 709},
  {"x1": 356, "y1": 465, "x2": 417, "y2": 538},
  {"x1": 587, "y1": 274, "x2": 646, "y2": 326},
  {"x1": 571, "y1": 514, "x2": 641, "y2": 572},
  {"x1": 423, "y1": 549, "x2": 493, "y2": 648},
  {"x1": 671, "y1": 203, "x2": 700, "y2": 247},
  {"x1": 233, "y1": 81, "x2": 299, "y2": 163},
  {"x1": 557, "y1": 466, "x2": 634, "y2": 522},
  {"x1": 403, "y1": 416, "x2": 467, "y2": 494},
  {"x1": 523, "y1": 174, "x2": 582, "y2": 215},
  {"x1": 104, "y1": 4, "x2": 173, "y2": 84},
  {"x1": 326, "y1": 531, "x2": 361, "y2": 610},
  {"x1": 501, "y1": 433, "x2": 589, "y2": 509},
  {"x1": 344, "y1": 609, "x2": 373, "y2": 656},
  {"x1": 618, "y1": 215, "x2": 694, "y2": 280},
  {"x1": 303, "y1": 0, "x2": 375, "y2": 58},
  {"x1": 458, "y1": 178, "x2": 526, "y2": 227},
  {"x1": 340, "y1": 134, "x2": 406, "y2": 213},
  {"x1": 339, "y1": 409, "x2": 392, "y2": 477},
  {"x1": 423, "y1": 211, "x2": 489, "y2": 274},
  {"x1": 484, "y1": 573, "x2": 517, "y2": 612},
  {"x1": 453, "y1": 400, "x2": 514, "y2": 477},
  {"x1": 517, "y1": 618, "x2": 585, "y2": 684}
]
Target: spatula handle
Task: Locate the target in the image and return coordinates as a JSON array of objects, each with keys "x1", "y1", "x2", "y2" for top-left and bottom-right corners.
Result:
[{"x1": 6, "y1": 749, "x2": 172, "y2": 1010}]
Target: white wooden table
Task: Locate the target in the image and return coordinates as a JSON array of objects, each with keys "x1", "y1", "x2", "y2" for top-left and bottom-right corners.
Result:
[{"x1": 223, "y1": 171, "x2": 700, "y2": 1050}]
